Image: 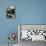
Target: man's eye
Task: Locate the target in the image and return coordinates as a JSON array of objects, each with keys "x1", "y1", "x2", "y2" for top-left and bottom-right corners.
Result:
[
  {"x1": 7, "y1": 9, "x2": 10, "y2": 13},
  {"x1": 11, "y1": 9, "x2": 15, "y2": 14}
]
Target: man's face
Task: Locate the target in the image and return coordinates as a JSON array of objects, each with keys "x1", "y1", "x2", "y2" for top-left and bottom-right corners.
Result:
[{"x1": 6, "y1": 6, "x2": 16, "y2": 19}]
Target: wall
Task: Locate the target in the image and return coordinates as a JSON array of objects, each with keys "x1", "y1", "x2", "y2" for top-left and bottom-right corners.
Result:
[{"x1": 0, "y1": 0, "x2": 46, "y2": 45}]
